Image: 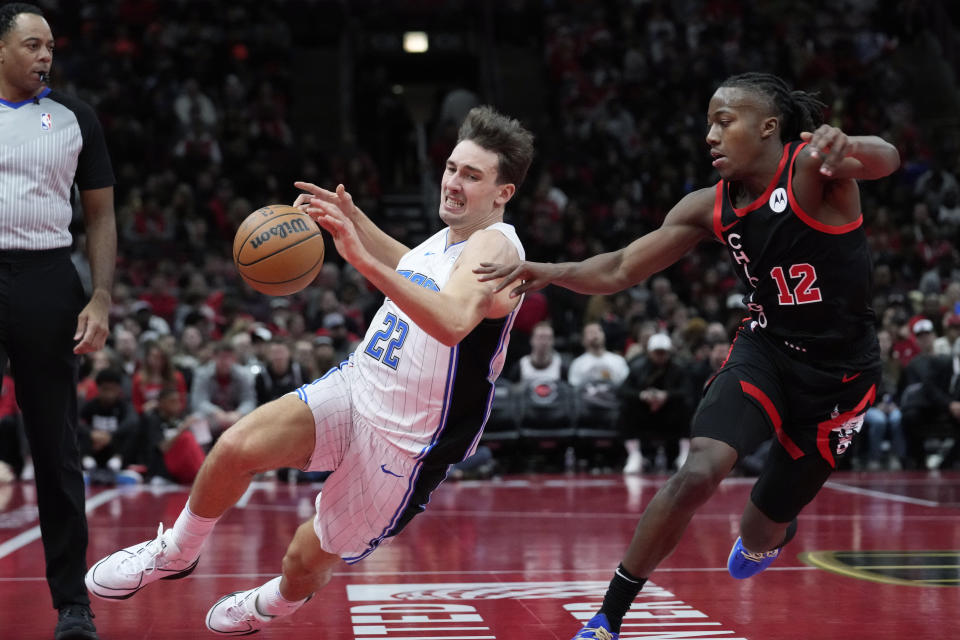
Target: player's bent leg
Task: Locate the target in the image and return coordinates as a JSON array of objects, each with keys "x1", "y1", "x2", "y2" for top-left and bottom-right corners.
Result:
[
  {"x1": 728, "y1": 440, "x2": 825, "y2": 580},
  {"x1": 726, "y1": 500, "x2": 798, "y2": 580},
  {"x1": 621, "y1": 437, "x2": 737, "y2": 578},
  {"x1": 280, "y1": 518, "x2": 340, "y2": 599},
  {"x1": 206, "y1": 519, "x2": 339, "y2": 635},
  {"x1": 739, "y1": 499, "x2": 794, "y2": 552},
  {"x1": 87, "y1": 397, "x2": 318, "y2": 602},
  {"x1": 189, "y1": 395, "x2": 318, "y2": 517},
  {"x1": 570, "y1": 438, "x2": 737, "y2": 640}
]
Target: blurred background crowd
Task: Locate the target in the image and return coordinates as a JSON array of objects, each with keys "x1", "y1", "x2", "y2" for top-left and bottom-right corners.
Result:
[{"x1": 2, "y1": 0, "x2": 960, "y2": 485}]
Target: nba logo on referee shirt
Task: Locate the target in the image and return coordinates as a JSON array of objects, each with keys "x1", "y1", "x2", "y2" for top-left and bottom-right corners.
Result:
[
  {"x1": 769, "y1": 187, "x2": 787, "y2": 213},
  {"x1": 40, "y1": 113, "x2": 52, "y2": 130}
]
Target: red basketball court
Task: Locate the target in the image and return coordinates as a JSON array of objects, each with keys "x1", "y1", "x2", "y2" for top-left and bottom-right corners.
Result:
[{"x1": 1, "y1": 471, "x2": 958, "y2": 639}]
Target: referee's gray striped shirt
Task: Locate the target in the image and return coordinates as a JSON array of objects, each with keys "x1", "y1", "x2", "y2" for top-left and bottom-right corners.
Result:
[{"x1": 0, "y1": 87, "x2": 114, "y2": 250}]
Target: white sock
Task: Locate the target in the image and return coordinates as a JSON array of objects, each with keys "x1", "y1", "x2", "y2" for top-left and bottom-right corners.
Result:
[
  {"x1": 256, "y1": 576, "x2": 309, "y2": 617},
  {"x1": 170, "y1": 504, "x2": 219, "y2": 557},
  {"x1": 625, "y1": 439, "x2": 640, "y2": 456}
]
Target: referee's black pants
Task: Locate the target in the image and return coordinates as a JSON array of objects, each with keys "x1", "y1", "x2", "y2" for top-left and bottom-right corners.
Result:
[{"x1": 0, "y1": 248, "x2": 90, "y2": 609}]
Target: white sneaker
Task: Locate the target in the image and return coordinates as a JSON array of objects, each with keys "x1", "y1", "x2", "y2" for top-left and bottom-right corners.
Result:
[
  {"x1": 206, "y1": 587, "x2": 275, "y2": 635},
  {"x1": 623, "y1": 451, "x2": 643, "y2": 474},
  {"x1": 85, "y1": 523, "x2": 200, "y2": 600}
]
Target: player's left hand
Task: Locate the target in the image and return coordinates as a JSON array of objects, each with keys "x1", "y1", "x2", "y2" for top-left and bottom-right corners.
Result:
[
  {"x1": 801, "y1": 125, "x2": 857, "y2": 177},
  {"x1": 74, "y1": 290, "x2": 110, "y2": 354}
]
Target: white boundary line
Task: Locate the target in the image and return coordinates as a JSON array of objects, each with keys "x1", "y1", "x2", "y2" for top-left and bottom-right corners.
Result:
[
  {"x1": 0, "y1": 565, "x2": 819, "y2": 582},
  {"x1": 824, "y1": 480, "x2": 943, "y2": 507},
  {"x1": 0, "y1": 488, "x2": 121, "y2": 560}
]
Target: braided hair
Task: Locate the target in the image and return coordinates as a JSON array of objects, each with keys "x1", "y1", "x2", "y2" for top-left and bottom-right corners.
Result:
[
  {"x1": 720, "y1": 72, "x2": 826, "y2": 142},
  {"x1": 0, "y1": 3, "x2": 43, "y2": 40}
]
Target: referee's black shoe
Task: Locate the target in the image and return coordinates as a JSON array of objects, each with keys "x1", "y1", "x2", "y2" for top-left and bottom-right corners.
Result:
[{"x1": 55, "y1": 604, "x2": 99, "y2": 640}]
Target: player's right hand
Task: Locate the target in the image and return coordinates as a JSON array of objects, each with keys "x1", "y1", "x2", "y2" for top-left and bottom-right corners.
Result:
[
  {"x1": 293, "y1": 181, "x2": 363, "y2": 219},
  {"x1": 800, "y1": 125, "x2": 855, "y2": 177},
  {"x1": 474, "y1": 260, "x2": 557, "y2": 297},
  {"x1": 306, "y1": 193, "x2": 369, "y2": 268}
]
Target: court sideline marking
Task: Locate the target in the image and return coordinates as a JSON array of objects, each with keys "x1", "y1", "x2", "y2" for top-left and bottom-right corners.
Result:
[
  {"x1": 824, "y1": 480, "x2": 943, "y2": 507},
  {"x1": 0, "y1": 488, "x2": 121, "y2": 560}
]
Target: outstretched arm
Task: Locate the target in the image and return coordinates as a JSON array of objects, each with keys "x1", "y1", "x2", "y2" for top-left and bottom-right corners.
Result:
[
  {"x1": 475, "y1": 187, "x2": 715, "y2": 298},
  {"x1": 294, "y1": 182, "x2": 410, "y2": 269},
  {"x1": 308, "y1": 197, "x2": 520, "y2": 346}
]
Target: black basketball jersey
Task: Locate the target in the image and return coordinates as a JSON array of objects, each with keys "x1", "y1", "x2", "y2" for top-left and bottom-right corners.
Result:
[{"x1": 713, "y1": 141, "x2": 878, "y2": 367}]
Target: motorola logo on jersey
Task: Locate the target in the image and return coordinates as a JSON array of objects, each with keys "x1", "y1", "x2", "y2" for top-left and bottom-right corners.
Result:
[{"x1": 769, "y1": 187, "x2": 788, "y2": 213}]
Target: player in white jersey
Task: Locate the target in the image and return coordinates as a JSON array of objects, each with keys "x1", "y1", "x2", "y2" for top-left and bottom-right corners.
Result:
[{"x1": 85, "y1": 106, "x2": 535, "y2": 636}]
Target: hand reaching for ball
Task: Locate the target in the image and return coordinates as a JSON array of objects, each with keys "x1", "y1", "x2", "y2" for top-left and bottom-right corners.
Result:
[
  {"x1": 294, "y1": 183, "x2": 371, "y2": 269},
  {"x1": 294, "y1": 181, "x2": 364, "y2": 220}
]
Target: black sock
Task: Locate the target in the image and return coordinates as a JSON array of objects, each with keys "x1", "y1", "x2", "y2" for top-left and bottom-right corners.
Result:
[{"x1": 598, "y1": 563, "x2": 646, "y2": 632}]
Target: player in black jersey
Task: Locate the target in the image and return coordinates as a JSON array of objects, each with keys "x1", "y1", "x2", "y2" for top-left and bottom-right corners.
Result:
[{"x1": 476, "y1": 72, "x2": 900, "y2": 640}]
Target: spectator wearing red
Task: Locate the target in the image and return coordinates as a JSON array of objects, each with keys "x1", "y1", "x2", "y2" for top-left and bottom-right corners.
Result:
[
  {"x1": 134, "y1": 385, "x2": 206, "y2": 485},
  {"x1": 0, "y1": 373, "x2": 22, "y2": 481},
  {"x1": 138, "y1": 272, "x2": 179, "y2": 324}
]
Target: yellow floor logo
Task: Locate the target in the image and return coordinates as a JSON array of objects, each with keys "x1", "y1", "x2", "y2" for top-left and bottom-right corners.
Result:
[{"x1": 800, "y1": 550, "x2": 960, "y2": 586}]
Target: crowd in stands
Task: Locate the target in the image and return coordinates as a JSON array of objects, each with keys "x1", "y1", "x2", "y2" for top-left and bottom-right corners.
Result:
[
  {"x1": 484, "y1": 313, "x2": 960, "y2": 475},
  {"x1": 2, "y1": 0, "x2": 960, "y2": 484}
]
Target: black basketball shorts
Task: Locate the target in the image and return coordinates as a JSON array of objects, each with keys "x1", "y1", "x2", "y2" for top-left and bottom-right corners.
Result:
[{"x1": 692, "y1": 325, "x2": 880, "y2": 522}]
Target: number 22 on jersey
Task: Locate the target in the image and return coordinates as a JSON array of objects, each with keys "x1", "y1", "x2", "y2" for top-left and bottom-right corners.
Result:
[{"x1": 364, "y1": 312, "x2": 409, "y2": 369}]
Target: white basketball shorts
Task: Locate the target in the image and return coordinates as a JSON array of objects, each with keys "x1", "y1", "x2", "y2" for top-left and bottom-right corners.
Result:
[{"x1": 292, "y1": 364, "x2": 441, "y2": 563}]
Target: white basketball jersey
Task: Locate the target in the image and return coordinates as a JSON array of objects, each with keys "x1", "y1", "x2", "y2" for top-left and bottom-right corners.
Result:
[{"x1": 349, "y1": 222, "x2": 525, "y2": 462}]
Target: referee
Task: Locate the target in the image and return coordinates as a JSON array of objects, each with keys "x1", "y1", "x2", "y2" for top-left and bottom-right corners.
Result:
[{"x1": 0, "y1": 4, "x2": 115, "y2": 640}]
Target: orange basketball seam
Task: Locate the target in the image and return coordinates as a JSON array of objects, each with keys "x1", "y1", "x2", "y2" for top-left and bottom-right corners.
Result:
[
  {"x1": 235, "y1": 234, "x2": 323, "y2": 267},
  {"x1": 238, "y1": 255, "x2": 325, "y2": 285}
]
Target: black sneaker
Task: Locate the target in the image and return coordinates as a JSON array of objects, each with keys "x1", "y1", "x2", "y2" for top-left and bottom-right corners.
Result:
[{"x1": 55, "y1": 604, "x2": 99, "y2": 640}]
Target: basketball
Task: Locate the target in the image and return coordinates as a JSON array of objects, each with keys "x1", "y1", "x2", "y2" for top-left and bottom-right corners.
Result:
[{"x1": 233, "y1": 204, "x2": 325, "y2": 296}]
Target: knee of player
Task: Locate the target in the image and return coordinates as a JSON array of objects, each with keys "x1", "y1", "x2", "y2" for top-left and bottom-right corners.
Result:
[
  {"x1": 670, "y1": 466, "x2": 721, "y2": 507},
  {"x1": 670, "y1": 449, "x2": 729, "y2": 505},
  {"x1": 209, "y1": 424, "x2": 260, "y2": 470},
  {"x1": 281, "y1": 545, "x2": 331, "y2": 583}
]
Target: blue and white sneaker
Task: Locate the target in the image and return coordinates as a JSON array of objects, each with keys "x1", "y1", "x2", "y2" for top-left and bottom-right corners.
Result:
[
  {"x1": 572, "y1": 613, "x2": 618, "y2": 639},
  {"x1": 727, "y1": 518, "x2": 798, "y2": 580},
  {"x1": 727, "y1": 537, "x2": 780, "y2": 579}
]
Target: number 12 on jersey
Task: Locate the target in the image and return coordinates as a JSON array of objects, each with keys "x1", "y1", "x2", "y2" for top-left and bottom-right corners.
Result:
[
  {"x1": 770, "y1": 263, "x2": 822, "y2": 305},
  {"x1": 364, "y1": 312, "x2": 409, "y2": 369}
]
